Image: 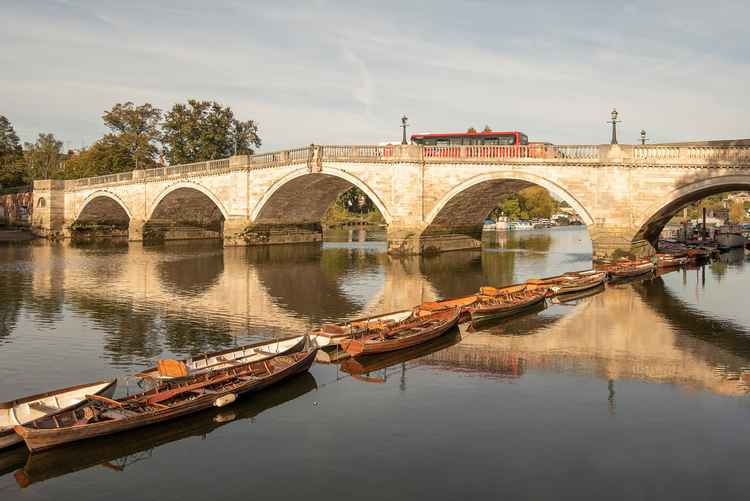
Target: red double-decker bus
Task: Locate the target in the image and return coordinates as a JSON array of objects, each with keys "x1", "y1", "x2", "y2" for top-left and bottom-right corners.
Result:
[
  {"x1": 409, "y1": 130, "x2": 551, "y2": 158},
  {"x1": 410, "y1": 130, "x2": 528, "y2": 146}
]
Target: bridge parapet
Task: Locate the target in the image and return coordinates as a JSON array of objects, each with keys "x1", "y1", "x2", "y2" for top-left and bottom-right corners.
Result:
[
  {"x1": 60, "y1": 143, "x2": 750, "y2": 191},
  {"x1": 633, "y1": 145, "x2": 750, "y2": 166}
]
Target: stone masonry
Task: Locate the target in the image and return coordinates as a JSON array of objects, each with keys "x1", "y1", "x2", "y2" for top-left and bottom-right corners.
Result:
[{"x1": 30, "y1": 143, "x2": 750, "y2": 261}]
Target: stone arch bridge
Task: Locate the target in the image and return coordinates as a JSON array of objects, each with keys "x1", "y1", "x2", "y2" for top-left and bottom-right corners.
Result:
[{"x1": 31, "y1": 143, "x2": 750, "y2": 260}]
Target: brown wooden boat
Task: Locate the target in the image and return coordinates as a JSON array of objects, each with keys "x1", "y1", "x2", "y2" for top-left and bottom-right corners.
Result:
[
  {"x1": 1, "y1": 379, "x2": 117, "y2": 450},
  {"x1": 607, "y1": 260, "x2": 655, "y2": 279},
  {"x1": 12, "y1": 373, "x2": 318, "y2": 488},
  {"x1": 526, "y1": 270, "x2": 607, "y2": 295},
  {"x1": 655, "y1": 253, "x2": 689, "y2": 268},
  {"x1": 14, "y1": 348, "x2": 316, "y2": 452},
  {"x1": 467, "y1": 288, "x2": 547, "y2": 323},
  {"x1": 341, "y1": 308, "x2": 461, "y2": 357},
  {"x1": 341, "y1": 329, "x2": 462, "y2": 382},
  {"x1": 418, "y1": 294, "x2": 479, "y2": 323}
]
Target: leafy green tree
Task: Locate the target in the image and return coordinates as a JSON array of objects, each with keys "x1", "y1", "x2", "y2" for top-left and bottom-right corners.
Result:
[
  {"x1": 24, "y1": 133, "x2": 63, "y2": 180},
  {"x1": 518, "y1": 186, "x2": 554, "y2": 219},
  {"x1": 61, "y1": 138, "x2": 134, "y2": 179},
  {"x1": 102, "y1": 102, "x2": 162, "y2": 169},
  {"x1": 161, "y1": 100, "x2": 261, "y2": 164},
  {"x1": 0, "y1": 115, "x2": 25, "y2": 188},
  {"x1": 729, "y1": 201, "x2": 745, "y2": 224}
]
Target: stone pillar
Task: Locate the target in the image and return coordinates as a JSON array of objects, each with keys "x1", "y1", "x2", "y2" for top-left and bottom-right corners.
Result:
[
  {"x1": 589, "y1": 223, "x2": 655, "y2": 262},
  {"x1": 129, "y1": 219, "x2": 145, "y2": 241},
  {"x1": 223, "y1": 217, "x2": 251, "y2": 247},
  {"x1": 31, "y1": 180, "x2": 66, "y2": 239},
  {"x1": 387, "y1": 226, "x2": 482, "y2": 256}
]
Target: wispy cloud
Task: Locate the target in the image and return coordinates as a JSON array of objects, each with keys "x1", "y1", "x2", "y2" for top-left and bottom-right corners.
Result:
[{"x1": 1, "y1": 0, "x2": 748, "y2": 150}]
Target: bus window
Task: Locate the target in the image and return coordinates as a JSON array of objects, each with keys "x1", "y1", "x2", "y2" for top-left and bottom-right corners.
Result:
[{"x1": 520, "y1": 134, "x2": 529, "y2": 145}]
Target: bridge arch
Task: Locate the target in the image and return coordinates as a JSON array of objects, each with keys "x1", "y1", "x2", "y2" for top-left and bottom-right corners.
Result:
[
  {"x1": 74, "y1": 190, "x2": 134, "y2": 229},
  {"x1": 147, "y1": 182, "x2": 230, "y2": 222},
  {"x1": 634, "y1": 174, "x2": 750, "y2": 244},
  {"x1": 250, "y1": 167, "x2": 393, "y2": 224},
  {"x1": 424, "y1": 170, "x2": 595, "y2": 232}
]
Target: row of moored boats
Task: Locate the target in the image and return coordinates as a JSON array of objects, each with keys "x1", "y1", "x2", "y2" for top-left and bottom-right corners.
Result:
[{"x1": 1, "y1": 254, "x2": 701, "y2": 453}]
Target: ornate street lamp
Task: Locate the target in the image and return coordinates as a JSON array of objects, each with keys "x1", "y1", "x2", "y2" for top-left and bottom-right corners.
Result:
[
  {"x1": 640, "y1": 129, "x2": 648, "y2": 145},
  {"x1": 607, "y1": 108, "x2": 620, "y2": 145},
  {"x1": 401, "y1": 115, "x2": 409, "y2": 145}
]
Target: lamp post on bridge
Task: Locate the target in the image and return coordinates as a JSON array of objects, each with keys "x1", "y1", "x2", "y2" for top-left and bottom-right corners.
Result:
[
  {"x1": 607, "y1": 108, "x2": 620, "y2": 145},
  {"x1": 640, "y1": 129, "x2": 648, "y2": 145},
  {"x1": 401, "y1": 115, "x2": 409, "y2": 145}
]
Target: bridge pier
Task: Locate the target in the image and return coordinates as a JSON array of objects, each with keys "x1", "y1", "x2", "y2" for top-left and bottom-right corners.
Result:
[
  {"x1": 129, "y1": 219, "x2": 145, "y2": 242},
  {"x1": 387, "y1": 226, "x2": 482, "y2": 256},
  {"x1": 589, "y1": 224, "x2": 656, "y2": 261},
  {"x1": 223, "y1": 220, "x2": 323, "y2": 247}
]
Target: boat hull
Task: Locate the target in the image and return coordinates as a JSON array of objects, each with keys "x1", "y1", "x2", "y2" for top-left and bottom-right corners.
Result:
[
  {"x1": 15, "y1": 351, "x2": 316, "y2": 452},
  {"x1": 469, "y1": 295, "x2": 546, "y2": 323},
  {"x1": 343, "y1": 310, "x2": 460, "y2": 357},
  {"x1": 0, "y1": 379, "x2": 116, "y2": 450}
]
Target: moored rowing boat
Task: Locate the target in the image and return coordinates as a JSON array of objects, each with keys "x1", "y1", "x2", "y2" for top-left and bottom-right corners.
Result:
[
  {"x1": 467, "y1": 288, "x2": 547, "y2": 323},
  {"x1": 14, "y1": 348, "x2": 316, "y2": 452},
  {"x1": 341, "y1": 308, "x2": 460, "y2": 357},
  {"x1": 136, "y1": 335, "x2": 307, "y2": 381},
  {"x1": 0, "y1": 380, "x2": 117, "y2": 450},
  {"x1": 526, "y1": 270, "x2": 607, "y2": 295},
  {"x1": 316, "y1": 310, "x2": 416, "y2": 347},
  {"x1": 606, "y1": 261, "x2": 655, "y2": 279}
]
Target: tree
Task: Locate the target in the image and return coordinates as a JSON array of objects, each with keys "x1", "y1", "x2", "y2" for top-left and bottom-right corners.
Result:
[
  {"x1": 61, "y1": 138, "x2": 134, "y2": 179},
  {"x1": 161, "y1": 100, "x2": 261, "y2": 165},
  {"x1": 483, "y1": 125, "x2": 492, "y2": 132},
  {"x1": 102, "y1": 102, "x2": 162, "y2": 169},
  {"x1": 24, "y1": 133, "x2": 63, "y2": 180},
  {"x1": 0, "y1": 115, "x2": 24, "y2": 188},
  {"x1": 729, "y1": 201, "x2": 745, "y2": 224},
  {"x1": 518, "y1": 186, "x2": 554, "y2": 219},
  {"x1": 466, "y1": 126, "x2": 477, "y2": 134}
]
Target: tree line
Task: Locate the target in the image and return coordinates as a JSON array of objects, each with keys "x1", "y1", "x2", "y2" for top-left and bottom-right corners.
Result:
[
  {"x1": 0, "y1": 100, "x2": 261, "y2": 189},
  {"x1": 489, "y1": 186, "x2": 559, "y2": 221}
]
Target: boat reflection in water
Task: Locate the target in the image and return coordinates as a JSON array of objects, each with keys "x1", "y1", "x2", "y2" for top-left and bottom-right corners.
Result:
[
  {"x1": 11, "y1": 373, "x2": 317, "y2": 489},
  {"x1": 340, "y1": 328, "x2": 464, "y2": 383}
]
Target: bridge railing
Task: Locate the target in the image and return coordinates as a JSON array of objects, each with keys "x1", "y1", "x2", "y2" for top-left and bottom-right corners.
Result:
[
  {"x1": 61, "y1": 143, "x2": 750, "y2": 190},
  {"x1": 249, "y1": 146, "x2": 311, "y2": 169},
  {"x1": 634, "y1": 145, "x2": 750, "y2": 164}
]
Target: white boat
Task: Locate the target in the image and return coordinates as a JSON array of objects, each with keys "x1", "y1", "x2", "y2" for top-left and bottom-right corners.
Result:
[
  {"x1": 509, "y1": 221, "x2": 534, "y2": 231},
  {"x1": 136, "y1": 335, "x2": 308, "y2": 380},
  {"x1": 0, "y1": 379, "x2": 116, "y2": 449},
  {"x1": 716, "y1": 226, "x2": 747, "y2": 250},
  {"x1": 316, "y1": 310, "x2": 416, "y2": 347}
]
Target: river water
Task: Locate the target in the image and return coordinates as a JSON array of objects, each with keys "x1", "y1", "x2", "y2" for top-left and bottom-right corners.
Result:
[{"x1": 1, "y1": 226, "x2": 750, "y2": 500}]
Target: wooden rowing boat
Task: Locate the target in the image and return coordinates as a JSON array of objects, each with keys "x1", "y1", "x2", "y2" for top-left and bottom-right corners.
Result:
[
  {"x1": 0, "y1": 380, "x2": 116, "y2": 450},
  {"x1": 135, "y1": 335, "x2": 307, "y2": 381},
  {"x1": 655, "y1": 253, "x2": 688, "y2": 268},
  {"x1": 12, "y1": 373, "x2": 318, "y2": 488},
  {"x1": 14, "y1": 348, "x2": 316, "y2": 452},
  {"x1": 607, "y1": 261, "x2": 655, "y2": 279},
  {"x1": 418, "y1": 295, "x2": 479, "y2": 323},
  {"x1": 341, "y1": 308, "x2": 461, "y2": 357},
  {"x1": 526, "y1": 270, "x2": 607, "y2": 295},
  {"x1": 468, "y1": 288, "x2": 547, "y2": 323},
  {"x1": 341, "y1": 329, "x2": 462, "y2": 382},
  {"x1": 316, "y1": 309, "x2": 417, "y2": 347}
]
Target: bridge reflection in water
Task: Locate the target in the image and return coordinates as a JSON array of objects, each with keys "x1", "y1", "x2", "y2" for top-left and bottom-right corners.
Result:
[{"x1": 3, "y1": 237, "x2": 750, "y2": 399}]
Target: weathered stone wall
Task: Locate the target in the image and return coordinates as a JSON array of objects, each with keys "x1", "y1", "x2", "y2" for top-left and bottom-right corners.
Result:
[
  {"x1": 0, "y1": 190, "x2": 32, "y2": 227},
  {"x1": 31, "y1": 145, "x2": 750, "y2": 260}
]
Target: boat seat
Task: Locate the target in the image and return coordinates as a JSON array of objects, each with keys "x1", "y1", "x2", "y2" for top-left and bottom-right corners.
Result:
[
  {"x1": 101, "y1": 409, "x2": 140, "y2": 420},
  {"x1": 28, "y1": 401, "x2": 60, "y2": 414}
]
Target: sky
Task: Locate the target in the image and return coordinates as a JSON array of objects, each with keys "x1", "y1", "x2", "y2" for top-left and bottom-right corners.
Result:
[{"x1": 2, "y1": 0, "x2": 749, "y2": 152}]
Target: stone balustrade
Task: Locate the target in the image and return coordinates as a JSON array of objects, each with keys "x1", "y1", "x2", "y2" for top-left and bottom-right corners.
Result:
[{"x1": 60, "y1": 143, "x2": 750, "y2": 191}]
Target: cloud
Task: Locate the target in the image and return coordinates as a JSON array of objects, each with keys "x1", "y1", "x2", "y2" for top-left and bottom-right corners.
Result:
[{"x1": 1, "y1": 0, "x2": 748, "y2": 150}]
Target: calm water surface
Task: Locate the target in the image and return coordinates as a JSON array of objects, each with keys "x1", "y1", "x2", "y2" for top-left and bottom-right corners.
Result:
[{"x1": 1, "y1": 226, "x2": 750, "y2": 500}]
